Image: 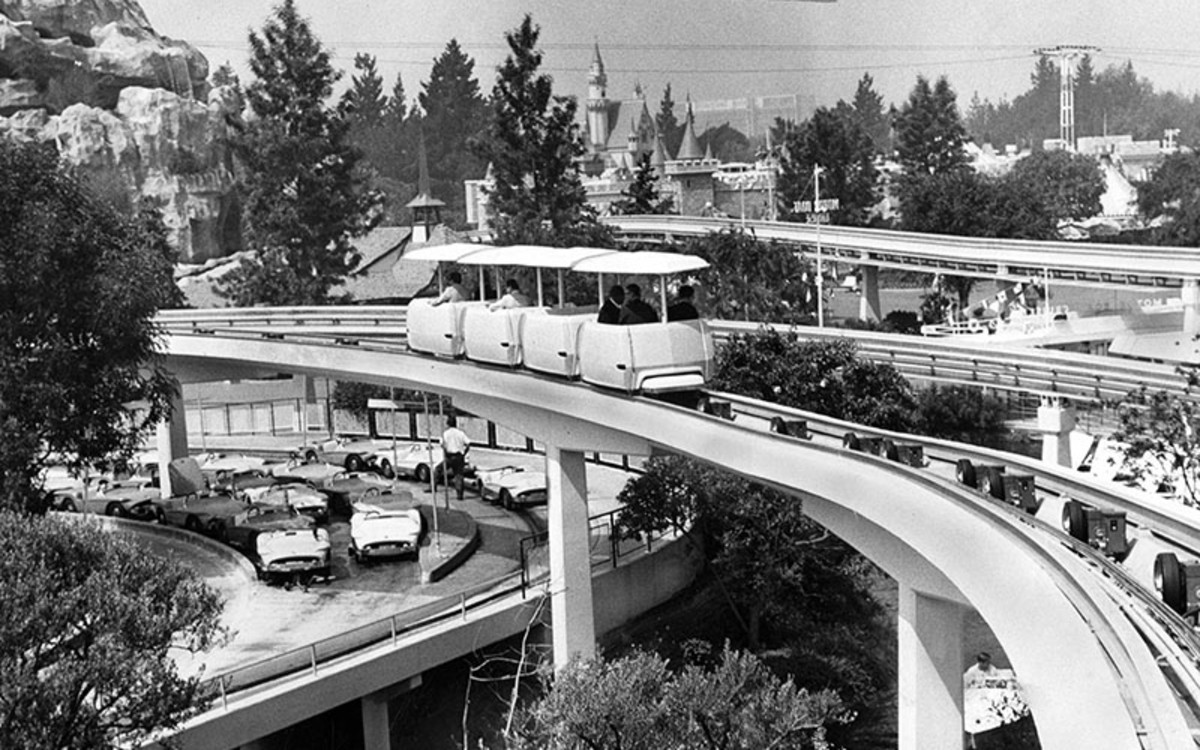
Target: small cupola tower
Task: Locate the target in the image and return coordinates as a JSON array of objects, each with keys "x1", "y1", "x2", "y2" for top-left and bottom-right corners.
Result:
[
  {"x1": 406, "y1": 131, "x2": 445, "y2": 244},
  {"x1": 585, "y1": 41, "x2": 610, "y2": 150}
]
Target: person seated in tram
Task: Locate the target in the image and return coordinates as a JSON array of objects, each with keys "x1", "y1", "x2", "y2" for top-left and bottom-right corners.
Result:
[
  {"x1": 429, "y1": 271, "x2": 468, "y2": 307},
  {"x1": 488, "y1": 278, "x2": 531, "y2": 311},
  {"x1": 598, "y1": 284, "x2": 625, "y2": 324},
  {"x1": 667, "y1": 284, "x2": 699, "y2": 321},
  {"x1": 619, "y1": 283, "x2": 659, "y2": 325}
]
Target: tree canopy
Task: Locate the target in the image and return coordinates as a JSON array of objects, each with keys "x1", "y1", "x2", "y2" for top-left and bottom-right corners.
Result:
[
  {"x1": 0, "y1": 141, "x2": 181, "y2": 513},
  {"x1": 851, "y1": 72, "x2": 890, "y2": 154},
  {"x1": 894, "y1": 75, "x2": 969, "y2": 177},
  {"x1": 679, "y1": 230, "x2": 815, "y2": 324},
  {"x1": 471, "y1": 15, "x2": 608, "y2": 246},
  {"x1": 777, "y1": 103, "x2": 879, "y2": 226},
  {"x1": 1135, "y1": 151, "x2": 1200, "y2": 246},
  {"x1": 1007, "y1": 148, "x2": 1105, "y2": 222},
  {"x1": 219, "y1": 0, "x2": 380, "y2": 306},
  {"x1": 611, "y1": 153, "x2": 674, "y2": 215},
  {"x1": 0, "y1": 511, "x2": 225, "y2": 748}
]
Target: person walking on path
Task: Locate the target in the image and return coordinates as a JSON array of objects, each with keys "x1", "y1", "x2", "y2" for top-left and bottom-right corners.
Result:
[
  {"x1": 598, "y1": 284, "x2": 625, "y2": 323},
  {"x1": 441, "y1": 414, "x2": 471, "y2": 500}
]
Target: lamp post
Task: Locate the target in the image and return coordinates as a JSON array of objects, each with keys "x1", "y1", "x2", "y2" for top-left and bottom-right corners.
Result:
[{"x1": 814, "y1": 165, "x2": 825, "y2": 328}]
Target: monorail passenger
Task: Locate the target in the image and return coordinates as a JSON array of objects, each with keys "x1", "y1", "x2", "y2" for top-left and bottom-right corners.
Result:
[
  {"x1": 667, "y1": 284, "x2": 699, "y2": 321},
  {"x1": 429, "y1": 271, "x2": 467, "y2": 307},
  {"x1": 488, "y1": 278, "x2": 530, "y2": 311},
  {"x1": 619, "y1": 283, "x2": 659, "y2": 325},
  {"x1": 598, "y1": 284, "x2": 625, "y2": 323}
]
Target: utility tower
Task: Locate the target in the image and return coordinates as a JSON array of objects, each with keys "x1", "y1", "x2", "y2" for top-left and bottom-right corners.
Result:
[{"x1": 1033, "y1": 45, "x2": 1099, "y2": 151}]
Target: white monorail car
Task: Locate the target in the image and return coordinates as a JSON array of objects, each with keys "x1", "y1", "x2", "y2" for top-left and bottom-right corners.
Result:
[{"x1": 404, "y1": 244, "x2": 714, "y2": 394}]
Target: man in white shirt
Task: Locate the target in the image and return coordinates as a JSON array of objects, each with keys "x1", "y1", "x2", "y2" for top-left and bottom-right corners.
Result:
[
  {"x1": 489, "y1": 278, "x2": 530, "y2": 311},
  {"x1": 430, "y1": 271, "x2": 468, "y2": 307},
  {"x1": 440, "y1": 414, "x2": 471, "y2": 500}
]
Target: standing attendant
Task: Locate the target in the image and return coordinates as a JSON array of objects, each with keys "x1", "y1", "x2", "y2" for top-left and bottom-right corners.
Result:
[
  {"x1": 440, "y1": 414, "x2": 470, "y2": 501},
  {"x1": 429, "y1": 271, "x2": 467, "y2": 307},
  {"x1": 667, "y1": 284, "x2": 699, "y2": 321},
  {"x1": 618, "y1": 283, "x2": 659, "y2": 324},
  {"x1": 598, "y1": 284, "x2": 625, "y2": 323}
]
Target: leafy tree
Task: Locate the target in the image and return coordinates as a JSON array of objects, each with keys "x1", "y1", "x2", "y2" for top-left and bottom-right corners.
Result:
[
  {"x1": 1136, "y1": 151, "x2": 1200, "y2": 246},
  {"x1": 0, "y1": 141, "x2": 180, "y2": 513},
  {"x1": 899, "y1": 169, "x2": 1055, "y2": 241},
  {"x1": 712, "y1": 328, "x2": 917, "y2": 432},
  {"x1": 1111, "y1": 381, "x2": 1200, "y2": 506},
  {"x1": 340, "y1": 52, "x2": 387, "y2": 127},
  {"x1": 851, "y1": 72, "x2": 890, "y2": 154},
  {"x1": 1008, "y1": 148, "x2": 1105, "y2": 222},
  {"x1": 679, "y1": 229, "x2": 814, "y2": 324},
  {"x1": 777, "y1": 103, "x2": 879, "y2": 226},
  {"x1": 219, "y1": 0, "x2": 380, "y2": 306},
  {"x1": 471, "y1": 15, "x2": 609, "y2": 247},
  {"x1": 915, "y1": 385, "x2": 1009, "y2": 449},
  {"x1": 700, "y1": 122, "x2": 754, "y2": 163},
  {"x1": 611, "y1": 153, "x2": 674, "y2": 215},
  {"x1": 894, "y1": 75, "x2": 969, "y2": 177},
  {"x1": 0, "y1": 511, "x2": 224, "y2": 749},
  {"x1": 656, "y1": 83, "x2": 683, "y2": 158},
  {"x1": 510, "y1": 646, "x2": 846, "y2": 750}
]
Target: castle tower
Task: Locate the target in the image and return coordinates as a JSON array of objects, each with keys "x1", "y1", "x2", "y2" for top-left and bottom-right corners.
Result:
[
  {"x1": 586, "y1": 41, "x2": 610, "y2": 150},
  {"x1": 675, "y1": 96, "x2": 704, "y2": 160}
]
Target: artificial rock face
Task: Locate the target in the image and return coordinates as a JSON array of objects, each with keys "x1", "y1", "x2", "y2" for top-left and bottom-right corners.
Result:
[{"x1": 0, "y1": 0, "x2": 239, "y2": 262}]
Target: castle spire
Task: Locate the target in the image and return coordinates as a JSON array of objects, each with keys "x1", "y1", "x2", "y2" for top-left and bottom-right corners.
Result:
[{"x1": 675, "y1": 95, "x2": 703, "y2": 160}]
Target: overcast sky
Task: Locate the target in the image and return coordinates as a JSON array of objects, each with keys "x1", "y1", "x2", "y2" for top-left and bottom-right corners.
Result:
[{"x1": 140, "y1": 0, "x2": 1200, "y2": 115}]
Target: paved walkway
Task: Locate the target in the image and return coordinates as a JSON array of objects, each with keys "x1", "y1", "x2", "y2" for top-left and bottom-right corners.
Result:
[{"x1": 153, "y1": 434, "x2": 633, "y2": 678}]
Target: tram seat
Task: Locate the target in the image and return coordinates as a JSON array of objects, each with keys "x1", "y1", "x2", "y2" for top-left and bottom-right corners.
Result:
[
  {"x1": 577, "y1": 320, "x2": 714, "y2": 393},
  {"x1": 523, "y1": 310, "x2": 593, "y2": 378},
  {"x1": 463, "y1": 306, "x2": 547, "y2": 367},
  {"x1": 406, "y1": 299, "x2": 485, "y2": 357}
]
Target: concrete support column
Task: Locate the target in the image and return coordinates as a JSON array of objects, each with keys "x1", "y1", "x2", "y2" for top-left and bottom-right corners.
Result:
[
  {"x1": 154, "y1": 383, "x2": 188, "y2": 499},
  {"x1": 545, "y1": 446, "x2": 596, "y2": 669},
  {"x1": 1037, "y1": 397, "x2": 1077, "y2": 468},
  {"x1": 859, "y1": 261, "x2": 881, "y2": 323},
  {"x1": 362, "y1": 691, "x2": 391, "y2": 750},
  {"x1": 897, "y1": 585, "x2": 966, "y2": 750},
  {"x1": 1183, "y1": 278, "x2": 1200, "y2": 336}
]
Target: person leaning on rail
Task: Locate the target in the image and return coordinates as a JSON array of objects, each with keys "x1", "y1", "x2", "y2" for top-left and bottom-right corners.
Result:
[
  {"x1": 619, "y1": 283, "x2": 659, "y2": 325},
  {"x1": 429, "y1": 271, "x2": 467, "y2": 307},
  {"x1": 488, "y1": 278, "x2": 530, "y2": 311}
]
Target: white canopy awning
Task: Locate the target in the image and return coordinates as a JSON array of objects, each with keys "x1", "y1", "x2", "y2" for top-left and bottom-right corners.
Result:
[
  {"x1": 402, "y1": 242, "x2": 490, "y2": 263},
  {"x1": 570, "y1": 250, "x2": 709, "y2": 275},
  {"x1": 456, "y1": 245, "x2": 617, "y2": 269}
]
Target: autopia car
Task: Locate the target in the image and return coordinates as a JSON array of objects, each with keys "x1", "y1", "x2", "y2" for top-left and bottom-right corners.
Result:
[
  {"x1": 242, "y1": 481, "x2": 330, "y2": 523},
  {"x1": 368, "y1": 443, "x2": 454, "y2": 484},
  {"x1": 255, "y1": 528, "x2": 331, "y2": 584},
  {"x1": 221, "y1": 504, "x2": 315, "y2": 553},
  {"x1": 295, "y1": 436, "x2": 381, "y2": 471},
  {"x1": 349, "y1": 499, "x2": 424, "y2": 563},
  {"x1": 476, "y1": 466, "x2": 548, "y2": 509}
]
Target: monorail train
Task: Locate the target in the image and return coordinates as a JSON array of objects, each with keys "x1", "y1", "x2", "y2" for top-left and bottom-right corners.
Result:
[{"x1": 403, "y1": 243, "x2": 715, "y2": 394}]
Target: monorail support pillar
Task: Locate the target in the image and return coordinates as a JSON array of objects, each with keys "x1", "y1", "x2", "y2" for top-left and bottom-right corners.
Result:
[
  {"x1": 546, "y1": 445, "x2": 596, "y2": 669},
  {"x1": 154, "y1": 382, "x2": 188, "y2": 499},
  {"x1": 1037, "y1": 397, "x2": 1076, "y2": 468},
  {"x1": 897, "y1": 585, "x2": 965, "y2": 750},
  {"x1": 1183, "y1": 278, "x2": 1200, "y2": 336},
  {"x1": 361, "y1": 675, "x2": 422, "y2": 750},
  {"x1": 859, "y1": 260, "x2": 882, "y2": 323}
]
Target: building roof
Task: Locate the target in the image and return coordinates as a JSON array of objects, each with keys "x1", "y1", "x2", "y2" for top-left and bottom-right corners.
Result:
[
  {"x1": 676, "y1": 99, "x2": 704, "y2": 160},
  {"x1": 351, "y1": 226, "x2": 411, "y2": 275},
  {"x1": 406, "y1": 130, "x2": 446, "y2": 210}
]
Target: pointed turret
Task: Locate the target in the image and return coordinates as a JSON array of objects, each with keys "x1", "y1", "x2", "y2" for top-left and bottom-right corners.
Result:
[
  {"x1": 703, "y1": 142, "x2": 713, "y2": 161},
  {"x1": 650, "y1": 131, "x2": 668, "y2": 175},
  {"x1": 406, "y1": 130, "x2": 445, "y2": 243},
  {"x1": 586, "y1": 40, "x2": 610, "y2": 149},
  {"x1": 675, "y1": 96, "x2": 703, "y2": 160}
]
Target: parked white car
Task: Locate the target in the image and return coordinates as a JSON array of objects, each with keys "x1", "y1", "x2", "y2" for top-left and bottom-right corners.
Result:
[
  {"x1": 255, "y1": 528, "x2": 332, "y2": 584},
  {"x1": 348, "y1": 501, "x2": 424, "y2": 563},
  {"x1": 243, "y1": 481, "x2": 330, "y2": 523},
  {"x1": 477, "y1": 466, "x2": 548, "y2": 509},
  {"x1": 368, "y1": 443, "x2": 448, "y2": 483}
]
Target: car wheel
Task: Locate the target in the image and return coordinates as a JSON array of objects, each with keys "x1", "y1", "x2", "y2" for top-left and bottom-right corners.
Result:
[
  {"x1": 1155, "y1": 552, "x2": 1185, "y2": 614},
  {"x1": 955, "y1": 459, "x2": 976, "y2": 488},
  {"x1": 416, "y1": 464, "x2": 430, "y2": 484},
  {"x1": 379, "y1": 460, "x2": 395, "y2": 479},
  {"x1": 184, "y1": 515, "x2": 202, "y2": 533},
  {"x1": 365, "y1": 487, "x2": 380, "y2": 498},
  {"x1": 305, "y1": 450, "x2": 319, "y2": 464},
  {"x1": 58, "y1": 497, "x2": 79, "y2": 513},
  {"x1": 979, "y1": 472, "x2": 994, "y2": 498},
  {"x1": 346, "y1": 455, "x2": 364, "y2": 472},
  {"x1": 104, "y1": 501, "x2": 126, "y2": 518},
  {"x1": 883, "y1": 440, "x2": 898, "y2": 461},
  {"x1": 1062, "y1": 500, "x2": 1087, "y2": 541},
  {"x1": 155, "y1": 506, "x2": 167, "y2": 525},
  {"x1": 842, "y1": 432, "x2": 860, "y2": 451},
  {"x1": 500, "y1": 489, "x2": 515, "y2": 510}
]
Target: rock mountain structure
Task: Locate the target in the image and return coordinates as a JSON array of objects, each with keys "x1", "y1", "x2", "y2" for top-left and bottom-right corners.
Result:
[{"x1": 0, "y1": 0, "x2": 241, "y2": 261}]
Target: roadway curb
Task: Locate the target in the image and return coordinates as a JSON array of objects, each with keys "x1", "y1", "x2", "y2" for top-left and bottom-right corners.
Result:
[
  {"x1": 80, "y1": 514, "x2": 260, "y2": 583},
  {"x1": 418, "y1": 505, "x2": 481, "y2": 584}
]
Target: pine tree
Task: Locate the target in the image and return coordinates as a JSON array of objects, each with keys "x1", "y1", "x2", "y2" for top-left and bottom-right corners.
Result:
[
  {"x1": 851, "y1": 73, "x2": 889, "y2": 154},
  {"x1": 341, "y1": 53, "x2": 387, "y2": 127},
  {"x1": 385, "y1": 73, "x2": 408, "y2": 125},
  {"x1": 418, "y1": 39, "x2": 488, "y2": 215},
  {"x1": 211, "y1": 60, "x2": 240, "y2": 88},
  {"x1": 894, "y1": 75, "x2": 969, "y2": 177},
  {"x1": 219, "y1": 0, "x2": 379, "y2": 306},
  {"x1": 612, "y1": 153, "x2": 674, "y2": 215},
  {"x1": 471, "y1": 14, "x2": 608, "y2": 246},
  {"x1": 656, "y1": 83, "x2": 683, "y2": 158}
]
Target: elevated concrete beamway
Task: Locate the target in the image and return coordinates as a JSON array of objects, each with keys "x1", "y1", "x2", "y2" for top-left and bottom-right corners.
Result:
[{"x1": 164, "y1": 333, "x2": 1187, "y2": 750}]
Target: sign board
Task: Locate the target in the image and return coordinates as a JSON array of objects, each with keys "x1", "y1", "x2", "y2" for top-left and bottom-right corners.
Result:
[
  {"x1": 805, "y1": 214, "x2": 830, "y2": 224},
  {"x1": 793, "y1": 198, "x2": 840, "y2": 213},
  {"x1": 964, "y1": 669, "x2": 1028, "y2": 735}
]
